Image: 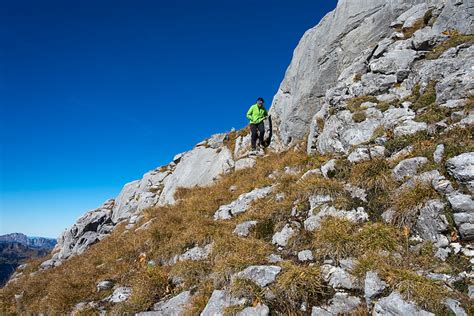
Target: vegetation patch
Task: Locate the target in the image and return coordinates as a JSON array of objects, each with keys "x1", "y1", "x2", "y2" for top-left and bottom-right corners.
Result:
[
  {"x1": 390, "y1": 181, "x2": 439, "y2": 228},
  {"x1": 271, "y1": 261, "x2": 330, "y2": 313},
  {"x1": 352, "y1": 111, "x2": 367, "y2": 123},
  {"x1": 346, "y1": 96, "x2": 378, "y2": 112},
  {"x1": 427, "y1": 31, "x2": 474, "y2": 60}
]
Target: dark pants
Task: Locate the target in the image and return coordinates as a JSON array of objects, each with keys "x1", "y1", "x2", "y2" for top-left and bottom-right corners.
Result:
[{"x1": 250, "y1": 121, "x2": 265, "y2": 150}]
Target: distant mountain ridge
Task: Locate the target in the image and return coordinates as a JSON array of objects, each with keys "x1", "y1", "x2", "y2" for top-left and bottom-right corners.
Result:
[
  {"x1": 0, "y1": 233, "x2": 56, "y2": 286},
  {"x1": 0, "y1": 233, "x2": 56, "y2": 249}
]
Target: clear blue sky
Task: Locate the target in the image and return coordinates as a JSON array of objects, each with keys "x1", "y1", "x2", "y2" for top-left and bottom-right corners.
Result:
[{"x1": 0, "y1": 0, "x2": 338, "y2": 238}]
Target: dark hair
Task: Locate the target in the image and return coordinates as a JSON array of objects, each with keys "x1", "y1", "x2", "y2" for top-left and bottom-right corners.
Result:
[{"x1": 257, "y1": 97, "x2": 264, "y2": 102}]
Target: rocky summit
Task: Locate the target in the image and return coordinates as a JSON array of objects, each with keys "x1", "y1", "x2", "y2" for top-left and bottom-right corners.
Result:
[{"x1": 1, "y1": 0, "x2": 473, "y2": 315}]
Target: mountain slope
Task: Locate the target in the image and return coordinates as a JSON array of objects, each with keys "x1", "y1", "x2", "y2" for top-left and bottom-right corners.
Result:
[{"x1": 1, "y1": 0, "x2": 473, "y2": 315}]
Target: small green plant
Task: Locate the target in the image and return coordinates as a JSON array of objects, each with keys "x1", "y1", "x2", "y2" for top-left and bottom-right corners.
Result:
[
  {"x1": 352, "y1": 111, "x2": 367, "y2": 123},
  {"x1": 346, "y1": 96, "x2": 378, "y2": 112},
  {"x1": 412, "y1": 80, "x2": 437, "y2": 110}
]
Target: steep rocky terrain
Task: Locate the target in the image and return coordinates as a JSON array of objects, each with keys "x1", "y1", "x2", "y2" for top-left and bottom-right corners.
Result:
[{"x1": 1, "y1": 0, "x2": 473, "y2": 315}]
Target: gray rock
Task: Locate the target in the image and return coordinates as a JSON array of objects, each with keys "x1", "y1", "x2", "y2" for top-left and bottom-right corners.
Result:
[
  {"x1": 304, "y1": 205, "x2": 368, "y2": 232},
  {"x1": 321, "y1": 265, "x2": 359, "y2": 290},
  {"x1": 444, "y1": 298, "x2": 467, "y2": 316},
  {"x1": 394, "y1": 120, "x2": 428, "y2": 137},
  {"x1": 447, "y1": 193, "x2": 474, "y2": 213},
  {"x1": 151, "y1": 291, "x2": 191, "y2": 316},
  {"x1": 364, "y1": 271, "x2": 388, "y2": 302},
  {"x1": 415, "y1": 199, "x2": 448, "y2": 243},
  {"x1": 312, "y1": 293, "x2": 361, "y2": 315},
  {"x1": 392, "y1": 3, "x2": 428, "y2": 29},
  {"x1": 272, "y1": 224, "x2": 296, "y2": 247},
  {"x1": 97, "y1": 280, "x2": 114, "y2": 292},
  {"x1": 297, "y1": 250, "x2": 313, "y2": 262},
  {"x1": 158, "y1": 146, "x2": 234, "y2": 206},
  {"x1": 270, "y1": 0, "x2": 428, "y2": 146},
  {"x1": 374, "y1": 38, "x2": 395, "y2": 58},
  {"x1": 321, "y1": 159, "x2": 337, "y2": 178},
  {"x1": 235, "y1": 303, "x2": 270, "y2": 316},
  {"x1": 106, "y1": 287, "x2": 132, "y2": 303},
  {"x1": 177, "y1": 244, "x2": 212, "y2": 262},
  {"x1": 214, "y1": 186, "x2": 274, "y2": 220},
  {"x1": 432, "y1": 0, "x2": 474, "y2": 35},
  {"x1": 207, "y1": 133, "x2": 228, "y2": 149},
  {"x1": 267, "y1": 254, "x2": 283, "y2": 263},
  {"x1": 392, "y1": 157, "x2": 428, "y2": 181},
  {"x1": 234, "y1": 221, "x2": 258, "y2": 237},
  {"x1": 370, "y1": 49, "x2": 418, "y2": 75},
  {"x1": 235, "y1": 158, "x2": 256, "y2": 171},
  {"x1": 459, "y1": 223, "x2": 474, "y2": 241},
  {"x1": 412, "y1": 27, "x2": 446, "y2": 51},
  {"x1": 469, "y1": 285, "x2": 474, "y2": 299},
  {"x1": 200, "y1": 290, "x2": 245, "y2": 316},
  {"x1": 348, "y1": 146, "x2": 385, "y2": 163},
  {"x1": 446, "y1": 152, "x2": 474, "y2": 193},
  {"x1": 344, "y1": 184, "x2": 368, "y2": 202},
  {"x1": 433, "y1": 144, "x2": 445, "y2": 164},
  {"x1": 439, "y1": 99, "x2": 469, "y2": 109},
  {"x1": 373, "y1": 292, "x2": 434, "y2": 316},
  {"x1": 233, "y1": 266, "x2": 281, "y2": 287}
]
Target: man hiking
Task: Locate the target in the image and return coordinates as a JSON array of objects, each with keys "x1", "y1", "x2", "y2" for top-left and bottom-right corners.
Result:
[{"x1": 247, "y1": 97, "x2": 268, "y2": 154}]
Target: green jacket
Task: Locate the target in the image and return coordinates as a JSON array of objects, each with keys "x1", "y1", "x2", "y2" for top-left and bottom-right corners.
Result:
[{"x1": 246, "y1": 103, "x2": 268, "y2": 124}]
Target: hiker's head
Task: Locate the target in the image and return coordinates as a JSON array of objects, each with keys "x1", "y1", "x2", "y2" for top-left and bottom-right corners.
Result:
[{"x1": 257, "y1": 97, "x2": 264, "y2": 107}]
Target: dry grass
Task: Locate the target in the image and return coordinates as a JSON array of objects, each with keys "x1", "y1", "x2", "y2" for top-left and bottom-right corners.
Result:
[
  {"x1": 271, "y1": 261, "x2": 330, "y2": 313},
  {"x1": 312, "y1": 217, "x2": 358, "y2": 262},
  {"x1": 427, "y1": 31, "x2": 474, "y2": 60},
  {"x1": 352, "y1": 111, "x2": 367, "y2": 123},
  {"x1": 390, "y1": 181, "x2": 439, "y2": 228},
  {"x1": 412, "y1": 80, "x2": 437, "y2": 110},
  {"x1": 350, "y1": 158, "x2": 395, "y2": 193},
  {"x1": 346, "y1": 96, "x2": 378, "y2": 112}
]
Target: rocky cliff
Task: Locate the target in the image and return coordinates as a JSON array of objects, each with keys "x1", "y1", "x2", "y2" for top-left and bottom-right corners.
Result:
[{"x1": 1, "y1": 0, "x2": 473, "y2": 315}]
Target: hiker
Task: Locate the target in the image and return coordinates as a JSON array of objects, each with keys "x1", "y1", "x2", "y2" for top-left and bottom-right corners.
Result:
[{"x1": 246, "y1": 97, "x2": 268, "y2": 153}]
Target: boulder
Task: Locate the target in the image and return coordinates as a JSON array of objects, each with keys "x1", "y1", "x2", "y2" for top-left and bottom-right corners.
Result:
[
  {"x1": 311, "y1": 293, "x2": 361, "y2": 315},
  {"x1": 433, "y1": 144, "x2": 445, "y2": 164},
  {"x1": 105, "y1": 287, "x2": 132, "y2": 303},
  {"x1": 235, "y1": 303, "x2": 270, "y2": 316},
  {"x1": 364, "y1": 271, "x2": 388, "y2": 303},
  {"x1": 235, "y1": 158, "x2": 256, "y2": 171},
  {"x1": 392, "y1": 157, "x2": 428, "y2": 181},
  {"x1": 321, "y1": 265, "x2": 359, "y2": 290},
  {"x1": 200, "y1": 290, "x2": 245, "y2": 316},
  {"x1": 297, "y1": 250, "x2": 313, "y2": 262},
  {"x1": 233, "y1": 266, "x2": 282, "y2": 287},
  {"x1": 415, "y1": 199, "x2": 449, "y2": 244},
  {"x1": 347, "y1": 146, "x2": 385, "y2": 163},
  {"x1": 446, "y1": 152, "x2": 474, "y2": 193},
  {"x1": 233, "y1": 221, "x2": 258, "y2": 237},
  {"x1": 369, "y1": 49, "x2": 418, "y2": 75},
  {"x1": 304, "y1": 205, "x2": 368, "y2": 232},
  {"x1": 373, "y1": 292, "x2": 434, "y2": 316},
  {"x1": 214, "y1": 186, "x2": 274, "y2": 220},
  {"x1": 272, "y1": 224, "x2": 296, "y2": 247},
  {"x1": 158, "y1": 146, "x2": 235, "y2": 206}
]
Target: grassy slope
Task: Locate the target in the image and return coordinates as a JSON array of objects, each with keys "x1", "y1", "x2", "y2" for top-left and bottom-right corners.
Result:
[{"x1": 1, "y1": 33, "x2": 474, "y2": 316}]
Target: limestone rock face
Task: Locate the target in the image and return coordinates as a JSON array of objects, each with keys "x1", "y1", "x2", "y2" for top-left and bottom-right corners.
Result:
[{"x1": 269, "y1": 0, "x2": 428, "y2": 147}]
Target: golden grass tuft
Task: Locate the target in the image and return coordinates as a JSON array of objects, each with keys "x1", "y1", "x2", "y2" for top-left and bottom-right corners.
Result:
[
  {"x1": 390, "y1": 181, "x2": 439, "y2": 227},
  {"x1": 271, "y1": 261, "x2": 330, "y2": 312},
  {"x1": 312, "y1": 217, "x2": 357, "y2": 262},
  {"x1": 352, "y1": 111, "x2": 367, "y2": 123}
]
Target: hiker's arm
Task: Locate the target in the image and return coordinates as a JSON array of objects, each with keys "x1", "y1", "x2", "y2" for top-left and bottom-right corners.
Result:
[{"x1": 246, "y1": 106, "x2": 253, "y2": 121}]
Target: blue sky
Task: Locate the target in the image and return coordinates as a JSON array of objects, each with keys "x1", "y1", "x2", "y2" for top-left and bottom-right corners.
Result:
[{"x1": 0, "y1": 0, "x2": 338, "y2": 238}]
